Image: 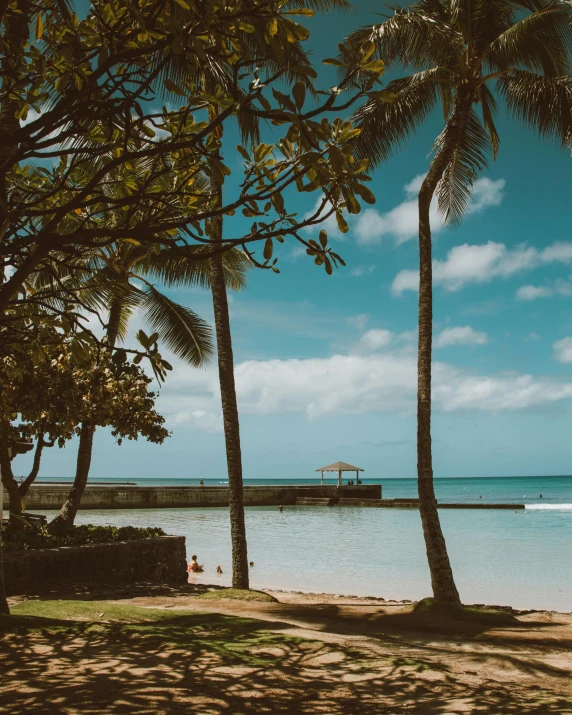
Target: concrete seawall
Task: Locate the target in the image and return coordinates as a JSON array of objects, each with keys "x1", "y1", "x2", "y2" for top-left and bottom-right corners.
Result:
[{"x1": 12, "y1": 484, "x2": 382, "y2": 510}]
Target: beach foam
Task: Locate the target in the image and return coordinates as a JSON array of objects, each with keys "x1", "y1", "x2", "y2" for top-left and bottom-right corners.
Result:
[{"x1": 526, "y1": 503, "x2": 572, "y2": 510}]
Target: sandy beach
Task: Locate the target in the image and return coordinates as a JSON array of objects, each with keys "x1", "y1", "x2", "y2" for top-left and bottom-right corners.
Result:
[{"x1": 3, "y1": 582, "x2": 572, "y2": 714}]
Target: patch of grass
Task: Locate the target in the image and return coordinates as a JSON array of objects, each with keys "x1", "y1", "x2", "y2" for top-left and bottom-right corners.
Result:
[
  {"x1": 197, "y1": 588, "x2": 277, "y2": 603},
  {"x1": 0, "y1": 599, "x2": 298, "y2": 666},
  {"x1": 413, "y1": 597, "x2": 518, "y2": 626}
]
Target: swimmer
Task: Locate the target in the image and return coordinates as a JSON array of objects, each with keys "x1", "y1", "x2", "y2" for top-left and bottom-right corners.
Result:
[
  {"x1": 216, "y1": 565, "x2": 223, "y2": 574},
  {"x1": 539, "y1": 494, "x2": 543, "y2": 498},
  {"x1": 249, "y1": 561, "x2": 254, "y2": 567},
  {"x1": 278, "y1": 504, "x2": 284, "y2": 512},
  {"x1": 188, "y1": 555, "x2": 204, "y2": 573}
]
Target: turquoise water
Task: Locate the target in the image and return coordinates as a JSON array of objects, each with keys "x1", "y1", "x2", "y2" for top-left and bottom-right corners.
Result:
[{"x1": 39, "y1": 476, "x2": 572, "y2": 612}]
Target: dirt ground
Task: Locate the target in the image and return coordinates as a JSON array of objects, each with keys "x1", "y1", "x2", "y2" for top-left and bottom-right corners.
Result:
[{"x1": 2, "y1": 583, "x2": 572, "y2": 714}]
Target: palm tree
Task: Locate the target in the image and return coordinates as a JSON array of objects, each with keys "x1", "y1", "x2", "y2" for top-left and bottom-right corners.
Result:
[
  {"x1": 48, "y1": 239, "x2": 248, "y2": 534},
  {"x1": 346, "y1": 0, "x2": 572, "y2": 605},
  {"x1": 163, "y1": 0, "x2": 350, "y2": 589}
]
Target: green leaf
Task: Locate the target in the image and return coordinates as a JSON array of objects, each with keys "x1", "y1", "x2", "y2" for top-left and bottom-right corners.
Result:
[
  {"x1": 270, "y1": 191, "x2": 285, "y2": 214},
  {"x1": 319, "y1": 230, "x2": 327, "y2": 248},
  {"x1": 163, "y1": 78, "x2": 187, "y2": 97},
  {"x1": 336, "y1": 212, "x2": 349, "y2": 233},
  {"x1": 238, "y1": 21, "x2": 255, "y2": 33},
  {"x1": 360, "y1": 40, "x2": 376, "y2": 64},
  {"x1": 284, "y1": 8, "x2": 314, "y2": 15},
  {"x1": 265, "y1": 17, "x2": 278, "y2": 41},
  {"x1": 263, "y1": 238, "x2": 273, "y2": 260},
  {"x1": 35, "y1": 13, "x2": 43, "y2": 40},
  {"x1": 293, "y1": 82, "x2": 306, "y2": 111},
  {"x1": 322, "y1": 58, "x2": 347, "y2": 67},
  {"x1": 236, "y1": 144, "x2": 250, "y2": 161},
  {"x1": 361, "y1": 60, "x2": 385, "y2": 75},
  {"x1": 353, "y1": 183, "x2": 376, "y2": 204}
]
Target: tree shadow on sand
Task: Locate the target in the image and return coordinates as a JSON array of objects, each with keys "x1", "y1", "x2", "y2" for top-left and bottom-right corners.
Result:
[{"x1": 1, "y1": 599, "x2": 571, "y2": 715}]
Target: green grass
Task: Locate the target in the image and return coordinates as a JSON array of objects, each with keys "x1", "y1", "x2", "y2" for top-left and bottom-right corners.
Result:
[
  {"x1": 0, "y1": 600, "x2": 300, "y2": 665},
  {"x1": 197, "y1": 588, "x2": 278, "y2": 602},
  {"x1": 413, "y1": 597, "x2": 518, "y2": 626}
]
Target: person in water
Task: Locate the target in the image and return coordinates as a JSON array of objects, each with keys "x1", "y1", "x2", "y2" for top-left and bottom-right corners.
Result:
[
  {"x1": 216, "y1": 565, "x2": 223, "y2": 574},
  {"x1": 188, "y1": 555, "x2": 204, "y2": 573},
  {"x1": 278, "y1": 504, "x2": 284, "y2": 512}
]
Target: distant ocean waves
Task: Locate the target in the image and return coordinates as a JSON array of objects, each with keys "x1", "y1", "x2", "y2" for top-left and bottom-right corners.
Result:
[{"x1": 526, "y1": 503, "x2": 572, "y2": 510}]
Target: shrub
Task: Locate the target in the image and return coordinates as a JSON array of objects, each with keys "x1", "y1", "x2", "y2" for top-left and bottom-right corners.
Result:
[{"x1": 3, "y1": 523, "x2": 165, "y2": 551}]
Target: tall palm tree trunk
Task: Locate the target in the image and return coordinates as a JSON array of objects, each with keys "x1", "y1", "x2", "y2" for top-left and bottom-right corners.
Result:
[
  {"x1": 210, "y1": 186, "x2": 249, "y2": 590},
  {"x1": 49, "y1": 298, "x2": 123, "y2": 535},
  {"x1": 416, "y1": 94, "x2": 472, "y2": 606}
]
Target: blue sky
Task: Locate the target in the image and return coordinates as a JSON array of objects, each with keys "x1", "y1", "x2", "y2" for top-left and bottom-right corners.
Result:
[{"x1": 16, "y1": 0, "x2": 572, "y2": 481}]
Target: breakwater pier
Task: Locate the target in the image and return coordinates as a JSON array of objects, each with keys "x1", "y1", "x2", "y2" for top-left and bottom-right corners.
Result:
[{"x1": 9, "y1": 483, "x2": 526, "y2": 510}]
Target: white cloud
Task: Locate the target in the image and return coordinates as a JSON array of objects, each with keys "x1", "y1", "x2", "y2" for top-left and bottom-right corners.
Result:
[
  {"x1": 160, "y1": 346, "x2": 572, "y2": 427},
  {"x1": 517, "y1": 285, "x2": 553, "y2": 301},
  {"x1": 434, "y1": 326, "x2": 488, "y2": 348},
  {"x1": 516, "y1": 279, "x2": 572, "y2": 301},
  {"x1": 346, "y1": 314, "x2": 369, "y2": 330},
  {"x1": 553, "y1": 337, "x2": 572, "y2": 363},
  {"x1": 524, "y1": 332, "x2": 541, "y2": 342},
  {"x1": 555, "y1": 279, "x2": 572, "y2": 296},
  {"x1": 540, "y1": 243, "x2": 572, "y2": 264},
  {"x1": 354, "y1": 328, "x2": 393, "y2": 353},
  {"x1": 393, "y1": 240, "x2": 572, "y2": 295},
  {"x1": 353, "y1": 176, "x2": 505, "y2": 246},
  {"x1": 304, "y1": 175, "x2": 505, "y2": 247},
  {"x1": 349, "y1": 265, "x2": 376, "y2": 277}
]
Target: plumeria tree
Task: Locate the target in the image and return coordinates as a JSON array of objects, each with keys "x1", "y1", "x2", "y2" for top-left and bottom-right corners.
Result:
[{"x1": 0, "y1": 339, "x2": 169, "y2": 534}]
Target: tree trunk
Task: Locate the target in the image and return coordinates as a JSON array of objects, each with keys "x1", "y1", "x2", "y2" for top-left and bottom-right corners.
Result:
[
  {"x1": 48, "y1": 297, "x2": 123, "y2": 534},
  {"x1": 416, "y1": 94, "x2": 473, "y2": 607},
  {"x1": 210, "y1": 186, "x2": 249, "y2": 590},
  {"x1": 18, "y1": 434, "x2": 52, "y2": 499},
  {"x1": 49, "y1": 421, "x2": 94, "y2": 535},
  {"x1": 0, "y1": 423, "x2": 24, "y2": 534}
]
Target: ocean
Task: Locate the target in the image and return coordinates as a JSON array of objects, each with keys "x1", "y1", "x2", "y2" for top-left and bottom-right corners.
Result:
[{"x1": 35, "y1": 475, "x2": 572, "y2": 612}]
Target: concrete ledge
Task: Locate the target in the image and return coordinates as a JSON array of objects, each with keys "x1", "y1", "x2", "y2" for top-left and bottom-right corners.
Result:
[
  {"x1": 3, "y1": 535, "x2": 187, "y2": 596},
  {"x1": 14, "y1": 484, "x2": 345, "y2": 510}
]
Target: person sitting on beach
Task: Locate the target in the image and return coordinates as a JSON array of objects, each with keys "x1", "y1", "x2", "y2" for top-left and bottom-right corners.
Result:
[{"x1": 188, "y1": 555, "x2": 204, "y2": 573}]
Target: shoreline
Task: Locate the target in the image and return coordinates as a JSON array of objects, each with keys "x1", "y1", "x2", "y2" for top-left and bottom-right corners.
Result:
[{"x1": 187, "y1": 576, "x2": 572, "y2": 615}]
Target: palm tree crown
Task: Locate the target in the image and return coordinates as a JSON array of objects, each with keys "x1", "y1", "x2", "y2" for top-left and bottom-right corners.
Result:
[{"x1": 347, "y1": 0, "x2": 572, "y2": 221}]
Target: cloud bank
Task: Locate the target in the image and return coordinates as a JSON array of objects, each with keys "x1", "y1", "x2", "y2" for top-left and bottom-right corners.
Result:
[
  {"x1": 158, "y1": 327, "x2": 572, "y2": 430},
  {"x1": 393, "y1": 241, "x2": 572, "y2": 294}
]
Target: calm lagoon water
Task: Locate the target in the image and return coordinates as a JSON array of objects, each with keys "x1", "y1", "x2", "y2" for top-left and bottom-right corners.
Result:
[{"x1": 40, "y1": 476, "x2": 572, "y2": 612}]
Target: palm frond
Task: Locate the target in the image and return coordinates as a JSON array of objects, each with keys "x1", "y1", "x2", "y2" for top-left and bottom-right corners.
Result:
[
  {"x1": 139, "y1": 285, "x2": 215, "y2": 367},
  {"x1": 497, "y1": 70, "x2": 572, "y2": 146},
  {"x1": 434, "y1": 109, "x2": 491, "y2": 224},
  {"x1": 286, "y1": 0, "x2": 352, "y2": 10},
  {"x1": 344, "y1": 7, "x2": 463, "y2": 72},
  {"x1": 139, "y1": 246, "x2": 249, "y2": 292},
  {"x1": 478, "y1": 83, "x2": 500, "y2": 159},
  {"x1": 486, "y1": 1, "x2": 572, "y2": 74},
  {"x1": 351, "y1": 69, "x2": 445, "y2": 166}
]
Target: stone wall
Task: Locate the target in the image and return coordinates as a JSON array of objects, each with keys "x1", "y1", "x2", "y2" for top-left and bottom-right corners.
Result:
[
  {"x1": 3, "y1": 535, "x2": 186, "y2": 596},
  {"x1": 13, "y1": 484, "x2": 345, "y2": 510}
]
